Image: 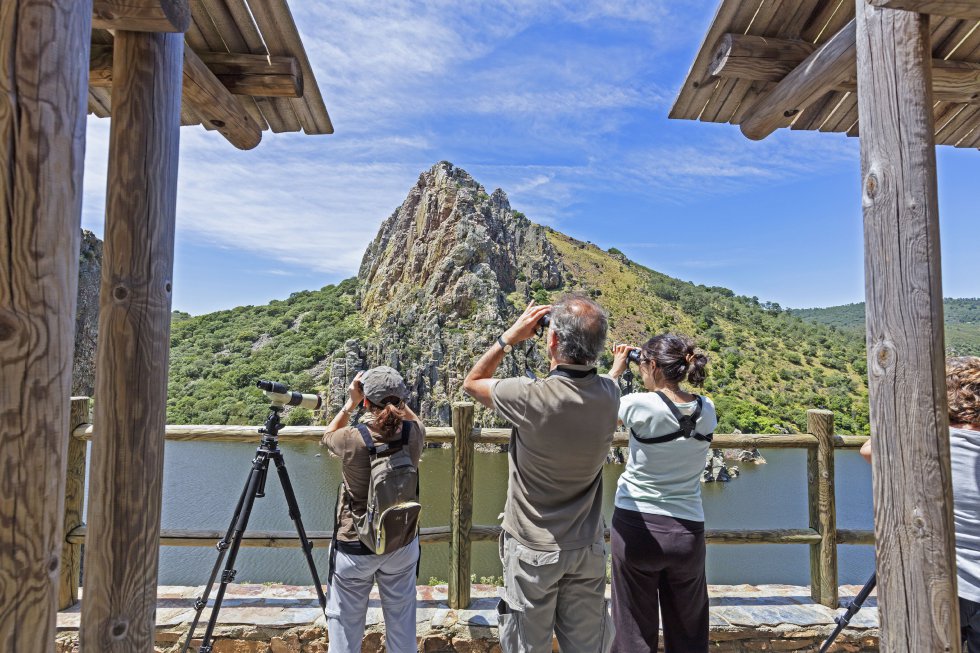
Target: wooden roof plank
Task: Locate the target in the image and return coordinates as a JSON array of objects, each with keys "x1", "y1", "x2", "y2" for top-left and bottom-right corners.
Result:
[
  {"x1": 869, "y1": 1, "x2": 980, "y2": 21},
  {"x1": 670, "y1": 0, "x2": 762, "y2": 119},
  {"x1": 783, "y1": 0, "x2": 827, "y2": 39},
  {"x1": 790, "y1": 91, "x2": 838, "y2": 130},
  {"x1": 821, "y1": 93, "x2": 857, "y2": 132},
  {"x1": 801, "y1": 0, "x2": 849, "y2": 43},
  {"x1": 241, "y1": 0, "x2": 331, "y2": 134}
]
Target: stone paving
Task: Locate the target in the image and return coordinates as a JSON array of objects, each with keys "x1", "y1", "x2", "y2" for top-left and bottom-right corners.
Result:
[{"x1": 56, "y1": 584, "x2": 879, "y2": 652}]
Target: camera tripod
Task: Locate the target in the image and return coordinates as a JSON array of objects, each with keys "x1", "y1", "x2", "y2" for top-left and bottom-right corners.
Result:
[
  {"x1": 181, "y1": 405, "x2": 327, "y2": 653},
  {"x1": 819, "y1": 571, "x2": 876, "y2": 653}
]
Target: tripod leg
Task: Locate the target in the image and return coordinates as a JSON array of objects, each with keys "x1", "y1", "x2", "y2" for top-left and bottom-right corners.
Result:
[
  {"x1": 180, "y1": 458, "x2": 264, "y2": 653},
  {"x1": 196, "y1": 454, "x2": 268, "y2": 653},
  {"x1": 272, "y1": 450, "x2": 328, "y2": 610}
]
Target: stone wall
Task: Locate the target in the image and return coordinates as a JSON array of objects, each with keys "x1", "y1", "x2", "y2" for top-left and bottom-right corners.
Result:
[{"x1": 55, "y1": 584, "x2": 879, "y2": 653}]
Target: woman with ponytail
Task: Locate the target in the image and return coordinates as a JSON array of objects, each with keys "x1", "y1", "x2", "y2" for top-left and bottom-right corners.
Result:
[
  {"x1": 321, "y1": 366, "x2": 424, "y2": 653},
  {"x1": 608, "y1": 334, "x2": 717, "y2": 653}
]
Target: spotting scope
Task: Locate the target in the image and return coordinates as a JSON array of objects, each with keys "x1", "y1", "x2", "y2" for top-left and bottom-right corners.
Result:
[{"x1": 256, "y1": 380, "x2": 322, "y2": 410}]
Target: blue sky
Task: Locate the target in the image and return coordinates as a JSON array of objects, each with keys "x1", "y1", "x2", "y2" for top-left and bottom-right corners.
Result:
[{"x1": 80, "y1": 0, "x2": 980, "y2": 315}]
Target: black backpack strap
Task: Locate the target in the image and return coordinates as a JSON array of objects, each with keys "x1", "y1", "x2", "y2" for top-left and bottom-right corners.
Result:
[
  {"x1": 630, "y1": 427, "x2": 683, "y2": 444},
  {"x1": 355, "y1": 424, "x2": 377, "y2": 456},
  {"x1": 400, "y1": 420, "x2": 412, "y2": 446},
  {"x1": 632, "y1": 392, "x2": 711, "y2": 443}
]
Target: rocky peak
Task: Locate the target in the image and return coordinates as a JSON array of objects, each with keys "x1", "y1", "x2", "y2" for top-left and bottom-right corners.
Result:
[{"x1": 335, "y1": 162, "x2": 564, "y2": 424}]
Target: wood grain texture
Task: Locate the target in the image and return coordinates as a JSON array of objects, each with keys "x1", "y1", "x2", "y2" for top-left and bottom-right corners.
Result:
[
  {"x1": 711, "y1": 33, "x2": 980, "y2": 104},
  {"x1": 711, "y1": 33, "x2": 818, "y2": 82},
  {"x1": 180, "y1": 45, "x2": 261, "y2": 149},
  {"x1": 809, "y1": 409, "x2": 838, "y2": 608},
  {"x1": 67, "y1": 525, "x2": 830, "y2": 546},
  {"x1": 0, "y1": 1, "x2": 91, "y2": 650},
  {"x1": 449, "y1": 403, "x2": 475, "y2": 610},
  {"x1": 79, "y1": 30, "x2": 183, "y2": 653},
  {"x1": 855, "y1": 1, "x2": 960, "y2": 650},
  {"x1": 92, "y1": 0, "x2": 190, "y2": 32},
  {"x1": 837, "y1": 529, "x2": 875, "y2": 545},
  {"x1": 741, "y1": 19, "x2": 857, "y2": 140},
  {"x1": 869, "y1": 0, "x2": 980, "y2": 19},
  {"x1": 59, "y1": 398, "x2": 91, "y2": 609},
  {"x1": 91, "y1": 46, "x2": 303, "y2": 98}
]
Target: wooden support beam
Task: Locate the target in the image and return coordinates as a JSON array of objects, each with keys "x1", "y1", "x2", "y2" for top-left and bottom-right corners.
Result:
[
  {"x1": 197, "y1": 51, "x2": 303, "y2": 98},
  {"x1": 711, "y1": 33, "x2": 817, "y2": 82},
  {"x1": 855, "y1": 1, "x2": 961, "y2": 650},
  {"x1": 79, "y1": 30, "x2": 183, "y2": 653},
  {"x1": 93, "y1": 0, "x2": 190, "y2": 32},
  {"x1": 0, "y1": 1, "x2": 91, "y2": 651},
  {"x1": 180, "y1": 46, "x2": 262, "y2": 149},
  {"x1": 713, "y1": 33, "x2": 980, "y2": 105},
  {"x1": 90, "y1": 45, "x2": 304, "y2": 98},
  {"x1": 741, "y1": 20, "x2": 857, "y2": 140},
  {"x1": 868, "y1": 0, "x2": 980, "y2": 19}
]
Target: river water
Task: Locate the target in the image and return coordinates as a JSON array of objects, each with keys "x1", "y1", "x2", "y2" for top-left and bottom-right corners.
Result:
[{"x1": 90, "y1": 440, "x2": 875, "y2": 588}]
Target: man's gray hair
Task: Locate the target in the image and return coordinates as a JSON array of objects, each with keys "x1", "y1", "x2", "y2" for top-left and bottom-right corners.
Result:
[{"x1": 550, "y1": 293, "x2": 608, "y2": 365}]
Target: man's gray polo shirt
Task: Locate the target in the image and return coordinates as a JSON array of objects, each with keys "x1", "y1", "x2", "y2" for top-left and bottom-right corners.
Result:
[{"x1": 492, "y1": 364, "x2": 620, "y2": 551}]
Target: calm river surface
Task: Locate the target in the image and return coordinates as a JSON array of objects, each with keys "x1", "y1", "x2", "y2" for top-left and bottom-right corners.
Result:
[{"x1": 86, "y1": 442, "x2": 875, "y2": 586}]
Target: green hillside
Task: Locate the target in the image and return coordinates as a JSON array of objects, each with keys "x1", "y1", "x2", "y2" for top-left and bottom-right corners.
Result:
[
  {"x1": 792, "y1": 298, "x2": 980, "y2": 356},
  {"x1": 167, "y1": 279, "x2": 365, "y2": 426},
  {"x1": 543, "y1": 232, "x2": 869, "y2": 435}
]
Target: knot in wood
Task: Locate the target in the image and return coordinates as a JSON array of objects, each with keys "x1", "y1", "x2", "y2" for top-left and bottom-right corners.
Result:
[
  {"x1": 47, "y1": 555, "x2": 60, "y2": 575},
  {"x1": 110, "y1": 620, "x2": 128, "y2": 639},
  {"x1": 112, "y1": 285, "x2": 129, "y2": 301},
  {"x1": 0, "y1": 311, "x2": 17, "y2": 342},
  {"x1": 864, "y1": 172, "x2": 880, "y2": 200},
  {"x1": 870, "y1": 340, "x2": 897, "y2": 375},
  {"x1": 911, "y1": 507, "x2": 927, "y2": 536},
  {"x1": 165, "y1": 281, "x2": 172, "y2": 293}
]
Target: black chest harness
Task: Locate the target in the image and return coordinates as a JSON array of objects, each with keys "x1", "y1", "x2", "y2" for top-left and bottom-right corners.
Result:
[{"x1": 631, "y1": 391, "x2": 713, "y2": 444}]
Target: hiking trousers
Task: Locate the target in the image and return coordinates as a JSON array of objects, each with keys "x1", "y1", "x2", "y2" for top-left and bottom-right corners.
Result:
[
  {"x1": 610, "y1": 508, "x2": 708, "y2": 653},
  {"x1": 496, "y1": 531, "x2": 614, "y2": 653},
  {"x1": 326, "y1": 537, "x2": 419, "y2": 653}
]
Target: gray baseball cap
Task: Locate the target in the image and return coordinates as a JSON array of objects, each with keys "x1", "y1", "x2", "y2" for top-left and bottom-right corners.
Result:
[{"x1": 360, "y1": 366, "x2": 409, "y2": 405}]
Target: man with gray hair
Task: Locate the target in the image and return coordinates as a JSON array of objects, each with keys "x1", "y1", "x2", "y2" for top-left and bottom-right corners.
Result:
[{"x1": 463, "y1": 294, "x2": 619, "y2": 653}]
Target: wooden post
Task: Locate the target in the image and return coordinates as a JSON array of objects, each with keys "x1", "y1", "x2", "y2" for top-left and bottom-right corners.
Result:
[
  {"x1": 806, "y1": 409, "x2": 838, "y2": 607},
  {"x1": 0, "y1": 1, "x2": 91, "y2": 651},
  {"x1": 79, "y1": 30, "x2": 183, "y2": 653},
  {"x1": 60, "y1": 398, "x2": 91, "y2": 609},
  {"x1": 449, "y1": 402, "x2": 475, "y2": 610},
  {"x1": 855, "y1": 1, "x2": 960, "y2": 650}
]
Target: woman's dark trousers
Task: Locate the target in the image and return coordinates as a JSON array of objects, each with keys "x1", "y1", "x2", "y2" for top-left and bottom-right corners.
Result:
[{"x1": 610, "y1": 507, "x2": 709, "y2": 653}]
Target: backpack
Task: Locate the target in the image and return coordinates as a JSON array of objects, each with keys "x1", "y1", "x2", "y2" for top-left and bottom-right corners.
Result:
[{"x1": 348, "y1": 421, "x2": 421, "y2": 554}]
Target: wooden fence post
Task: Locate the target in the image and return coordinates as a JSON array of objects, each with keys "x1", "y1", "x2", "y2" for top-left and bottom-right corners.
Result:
[
  {"x1": 806, "y1": 409, "x2": 838, "y2": 607},
  {"x1": 449, "y1": 402, "x2": 475, "y2": 610},
  {"x1": 60, "y1": 398, "x2": 91, "y2": 609}
]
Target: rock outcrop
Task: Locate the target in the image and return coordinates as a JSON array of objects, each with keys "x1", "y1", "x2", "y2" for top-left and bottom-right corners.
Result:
[
  {"x1": 327, "y1": 162, "x2": 564, "y2": 425},
  {"x1": 73, "y1": 230, "x2": 101, "y2": 396}
]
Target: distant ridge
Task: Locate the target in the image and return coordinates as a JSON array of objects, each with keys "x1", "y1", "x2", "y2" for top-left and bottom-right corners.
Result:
[
  {"x1": 792, "y1": 299, "x2": 980, "y2": 356},
  {"x1": 167, "y1": 162, "x2": 875, "y2": 434}
]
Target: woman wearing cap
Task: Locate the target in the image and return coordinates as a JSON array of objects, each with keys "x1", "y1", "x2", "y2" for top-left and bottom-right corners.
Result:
[{"x1": 321, "y1": 366, "x2": 425, "y2": 653}]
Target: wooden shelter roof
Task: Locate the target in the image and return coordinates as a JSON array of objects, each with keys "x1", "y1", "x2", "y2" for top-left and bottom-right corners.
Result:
[
  {"x1": 88, "y1": 0, "x2": 332, "y2": 148},
  {"x1": 670, "y1": 0, "x2": 980, "y2": 148}
]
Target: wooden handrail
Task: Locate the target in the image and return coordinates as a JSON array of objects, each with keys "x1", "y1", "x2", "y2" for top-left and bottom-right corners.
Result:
[
  {"x1": 63, "y1": 397, "x2": 873, "y2": 614},
  {"x1": 71, "y1": 422, "x2": 870, "y2": 450},
  {"x1": 66, "y1": 524, "x2": 828, "y2": 547}
]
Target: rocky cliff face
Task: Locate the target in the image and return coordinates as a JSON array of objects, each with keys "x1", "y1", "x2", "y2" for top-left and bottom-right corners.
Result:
[
  {"x1": 73, "y1": 230, "x2": 102, "y2": 396},
  {"x1": 327, "y1": 162, "x2": 563, "y2": 425}
]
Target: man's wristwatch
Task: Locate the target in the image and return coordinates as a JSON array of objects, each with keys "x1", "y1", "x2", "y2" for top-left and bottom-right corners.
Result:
[{"x1": 497, "y1": 335, "x2": 513, "y2": 353}]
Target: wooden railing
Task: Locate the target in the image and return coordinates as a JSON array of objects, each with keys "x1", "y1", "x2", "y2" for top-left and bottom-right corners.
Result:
[{"x1": 63, "y1": 398, "x2": 872, "y2": 611}]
